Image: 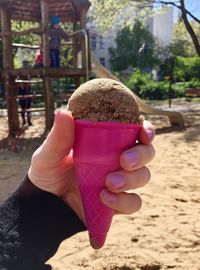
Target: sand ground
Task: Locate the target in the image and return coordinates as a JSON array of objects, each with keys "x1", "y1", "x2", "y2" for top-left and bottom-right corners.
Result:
[{"x1": 0, "y1": 100, "x2": 200, "y2": 270}]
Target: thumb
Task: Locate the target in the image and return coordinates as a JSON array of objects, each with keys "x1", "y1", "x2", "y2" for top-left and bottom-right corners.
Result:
[{"x1": 38, "y1": 110, "x2": 75, "y2": 165}]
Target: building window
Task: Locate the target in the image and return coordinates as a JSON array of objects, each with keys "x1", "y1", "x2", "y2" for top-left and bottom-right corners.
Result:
[
  {"x1": 100, "y1": 57, "x2": 105, "y2": 66},
  {"x1": 99, "y1": 36, "x2": 105, "y2": 49},
  {"x1": 91, "y1": 36, "x2": 96, "y2": 50}
]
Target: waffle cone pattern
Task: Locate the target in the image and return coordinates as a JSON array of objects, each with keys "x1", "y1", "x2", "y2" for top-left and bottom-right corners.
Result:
[{"x1": 73, "y1": 120, "x2": 142, "y2": 249}]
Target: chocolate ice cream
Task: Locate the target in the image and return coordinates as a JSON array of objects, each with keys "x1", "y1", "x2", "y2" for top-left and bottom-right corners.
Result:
[{"x1": 67, "y1": 78, "x2": 143, "y2": 124}]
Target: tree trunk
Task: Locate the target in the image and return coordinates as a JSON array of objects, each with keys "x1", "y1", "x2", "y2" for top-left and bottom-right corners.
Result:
[{"x1": 179, "y1": 0, "x2": 200, "y2": 56}]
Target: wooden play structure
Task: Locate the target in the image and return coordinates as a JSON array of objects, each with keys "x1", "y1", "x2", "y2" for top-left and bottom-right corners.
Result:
[
  {"x1": 0, "y1": 0, "x2": 184, "y2": 138},
  {"x1": 0, "y1": 0, "x2": 91, "y2": 135}
]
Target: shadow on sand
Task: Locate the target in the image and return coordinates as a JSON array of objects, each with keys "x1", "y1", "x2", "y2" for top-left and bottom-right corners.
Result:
[{"x1": 0, "y1": 132, "x2": 46, "y2": 153}]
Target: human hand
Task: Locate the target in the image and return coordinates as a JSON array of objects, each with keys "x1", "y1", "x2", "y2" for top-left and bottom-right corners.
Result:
[
  {"x1": 100, "y1": 120, "x2": 155, "y2": 215},
  {"x1": 28, "y1": 110, "x2": 155, "y2": 223}
]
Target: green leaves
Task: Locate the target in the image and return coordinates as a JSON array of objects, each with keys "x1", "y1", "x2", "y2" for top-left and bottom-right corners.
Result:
[
  {"x1": 89, "y1": 0, "x2": 130, "y2": 33},
  {"x1": 172, "y1": 20, "x2": 200, "y2": 57},
  {"x1": 11, "y1": 20, "x2": 40, "y2": 46},
  {"x1": 108, "y1": 20, "x2": 158, "y2": 71}
]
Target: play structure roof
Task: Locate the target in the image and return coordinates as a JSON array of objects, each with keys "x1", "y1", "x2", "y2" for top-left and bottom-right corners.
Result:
[{"x1": 0, "y1": 0, "x2": 90, "y2": 22}]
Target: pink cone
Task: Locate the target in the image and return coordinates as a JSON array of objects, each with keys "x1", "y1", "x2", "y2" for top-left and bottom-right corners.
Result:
[{"x1": 73, "y1": 120, "x2": 142, "y2": 249}]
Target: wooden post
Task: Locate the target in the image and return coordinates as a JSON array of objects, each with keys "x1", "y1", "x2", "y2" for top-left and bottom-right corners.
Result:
[
  {"x1": 87, "y1": 29, "x2": 91, "y2": 73},
  {"x1": 72, "y1": 22, "x2": 78, "y2": 68},
  {"x1": 72, "y1": 22, "x2": 80, "y2": 88},
  {"x1": 80, "y1": 8, "x2": 87, "y2": 81},
  {"x1": 40, "y1": 0, "x2": 54, "y2": 131},
  {"x1": 0, "y1": 5, "x2": 20, "y2": 136}
]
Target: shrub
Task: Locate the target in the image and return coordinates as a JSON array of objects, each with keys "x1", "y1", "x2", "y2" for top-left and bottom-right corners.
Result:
[
  {"x1": 125, "y1": 70, "x2": 200, "y2": 100},
  {"x1": 125, "y1": 70, "x2": 169, "y2": 100},
  {"x1": 171, "y1": 83, "x2": 186, "y2": 98},
  {"x1": 176, "y1": 57, "x2": 200, "y2": 81},
  {"x1": 141, "y1": 81, "x2": 169, "y2": 100},
  {"x1": 159, "y1": 56, "x2": 200, "y2": 82}
]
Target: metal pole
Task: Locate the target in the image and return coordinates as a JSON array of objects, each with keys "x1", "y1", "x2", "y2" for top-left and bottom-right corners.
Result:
[{"x1": 71, "y1": 29, "x2": 89, "y2": 81}]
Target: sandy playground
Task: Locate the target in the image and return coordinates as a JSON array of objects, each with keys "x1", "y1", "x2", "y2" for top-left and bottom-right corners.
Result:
[{"x1": 0, "y1": 100, "x2": 200, "y2": 270}]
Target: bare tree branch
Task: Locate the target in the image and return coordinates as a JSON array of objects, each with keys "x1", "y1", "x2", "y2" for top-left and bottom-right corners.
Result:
[
  {"x1": 130, "y1": 0, "x2": 200, "y2": 24},
  {"x1": 181, "y1": 8, "x2": 200, "y2": 24},
  {"x1": 179, "y1": 0, "x2": 200, "y2": 55},
  {"x1": 158, "y1": 1, "x2": 200, "y2": 24}
]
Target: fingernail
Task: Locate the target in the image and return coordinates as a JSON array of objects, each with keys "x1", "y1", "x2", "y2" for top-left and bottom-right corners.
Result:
[
  {"x1": 124, "y1": 151, "x2": 138, "y2": 166},
  {"x1": 146, "y1": 129, "x2": 154, "y2": 142},
  {"x1": 102, "y1": 190, "x2": 117, "y2": 203},
  {"x1": 110, "y1": 174, "x2": 125, "y2": 188}
]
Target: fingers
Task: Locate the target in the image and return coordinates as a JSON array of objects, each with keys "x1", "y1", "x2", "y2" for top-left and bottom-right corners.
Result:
[
  {"x1": 119, "y1": 120, "x2": 155, "y2": 171},
  {"x1": 100, "y1": 190, "x2": 142, "y2": 215},
  {"x1": 100, "y1": 166, "x2": 150, "y2": 214},
  {"x1": 105, "y1": 166, "x2": 151, "y2": 193},
  {"x1": 138, "y1": 120, "x2": 155, "y2": 145},
  {"x1": 34, "y1": 110, "x2": 74, "y2": 165},
  {"x1": 74, "y1": 120, "x2": 154, "y2": 217},
  {"x1": 120, "y1": 144, "x2": 155, "y2": 171},
  {"x1": 100, "y1": 120, "x2": 155, "y2": 215}
]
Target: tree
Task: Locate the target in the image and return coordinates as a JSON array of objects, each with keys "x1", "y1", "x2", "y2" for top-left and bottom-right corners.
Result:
[
  {"x1": 171, "y1": 19, "x2": 200, "y2": 57},
  {"x1": 109, "y1": 20, "x2": 158, "y2": 71},
  {"x1": 168, "y1": 0, "x2": 200, "y2": 56},
  {"x1": 89, "y1": 0, "x2": 200, "y2": 56}
]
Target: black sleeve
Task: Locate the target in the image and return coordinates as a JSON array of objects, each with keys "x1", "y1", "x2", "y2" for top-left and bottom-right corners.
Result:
[{"x1": 0, "y1": 176, "x2": 86, "y2": 270}]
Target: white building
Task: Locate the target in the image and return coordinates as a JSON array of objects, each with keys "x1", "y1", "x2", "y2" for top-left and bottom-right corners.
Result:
[
  {"x1": 87, "y1": 6, "x2": 173, "y2": 69},
  {"x1": 150, "y1": 6, "x2": 174, "y2": 47}
]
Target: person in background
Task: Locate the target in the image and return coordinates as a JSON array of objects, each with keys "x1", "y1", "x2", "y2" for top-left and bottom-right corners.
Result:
[
  {"x1": 18, "y1": 81, "x2": 33, "y2": 126},
  {"x1": 34, "y1": 47, "x2": 43, "y2": 68},
  {"x1": 49, "y1": 15, "x2": 70, "y2": 68}
]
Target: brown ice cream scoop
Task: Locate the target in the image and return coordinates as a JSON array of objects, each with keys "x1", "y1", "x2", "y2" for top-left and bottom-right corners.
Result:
[{"x1": 67, "y1": 78, "x2": 143, "y2": 124}]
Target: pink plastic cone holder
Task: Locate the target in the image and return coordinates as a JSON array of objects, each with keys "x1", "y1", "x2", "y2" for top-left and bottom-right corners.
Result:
[{"x1": 73, "y1": 120, "x2": 142, "y2": 249}]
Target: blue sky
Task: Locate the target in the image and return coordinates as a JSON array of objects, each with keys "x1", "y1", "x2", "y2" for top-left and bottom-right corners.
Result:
[{"x1": 174, "y1": 0, "x2": 200, "y2": 22}]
